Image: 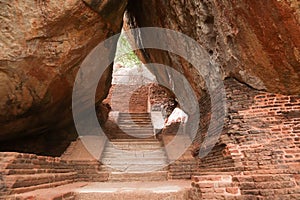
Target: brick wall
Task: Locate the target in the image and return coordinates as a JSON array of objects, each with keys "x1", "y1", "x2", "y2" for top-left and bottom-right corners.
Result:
[
  {"x1": 0, "y1": 152, "x2": 109, "y2": 198},
  {"x1": 0, "y1": 152, "x2": 77, "y2": 196},
  {"x1": 192, "y1": 78, "x2": 300, "y2": 199},
  {"x1": 105, "y1": 84, "x2": 149, "y2": 113},
  {"x1": 149, "y1": 83, "x2": 177, "y2": 116}
]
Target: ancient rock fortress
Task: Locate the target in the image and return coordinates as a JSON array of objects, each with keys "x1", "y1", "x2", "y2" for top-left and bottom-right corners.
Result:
[{"x1": 0, "y1": 0, "x2": 299, "y2": 199}]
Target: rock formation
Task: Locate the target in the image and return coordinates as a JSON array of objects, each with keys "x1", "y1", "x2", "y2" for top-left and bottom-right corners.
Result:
[
  {"x1": 0, "y1": 0, "x2": 127, "y2": 141},
  {"x1": 125, "y1": 0, "x2": 300, "y2": 95}
]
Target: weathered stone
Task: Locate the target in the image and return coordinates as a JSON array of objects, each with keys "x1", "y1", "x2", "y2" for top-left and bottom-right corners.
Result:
[
  {"x1": 0, "y1": 0, "x2": 127, "y2": 140},
  {"x1": 125, "y1": 0, "x2": 300, "y2": 95}
]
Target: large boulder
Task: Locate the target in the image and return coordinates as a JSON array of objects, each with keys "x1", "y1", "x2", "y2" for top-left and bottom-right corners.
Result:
[
  {"x1": 125, "y1": 0, "x2": 300, "y2": 95},
  {"x1": 0, "y1": 0, "x2": 127, "y2": 140}
]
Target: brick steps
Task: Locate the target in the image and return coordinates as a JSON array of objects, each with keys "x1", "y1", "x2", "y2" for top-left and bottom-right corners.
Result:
[
  {"x1": 3, "y1": 168, "x2": 71, "y2": 175},
  {"x1": 8, "y1": 180, "x2": 74, "y2": 196},
  {"x1": 233, "y1": 174, "x2": 295, "y2": 182},
  {"x1": 5, "y1": 172, "x2": 76, "y2": 192},
  {"x1": 7, "y1": 182, "x2": 87, "y2": 200},
  {"x1": 0, "y1": 152, "x2": 78, "y2": 197},
  {"x1": 241, "y1": 188, "x2": 300, "y2": 196}
]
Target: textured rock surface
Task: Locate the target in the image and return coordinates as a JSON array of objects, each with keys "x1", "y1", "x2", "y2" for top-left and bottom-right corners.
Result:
[
  {"x1": 125, "y1": 0, "x2": 300, "y2": 95},
  {"x1": 0, "y1": 0, "x2": 127, "y2": 140}
]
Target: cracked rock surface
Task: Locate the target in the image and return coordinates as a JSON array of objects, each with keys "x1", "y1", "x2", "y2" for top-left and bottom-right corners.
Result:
[{"x1": 0, "y1": 0, "x2": 127, "y2": 140}]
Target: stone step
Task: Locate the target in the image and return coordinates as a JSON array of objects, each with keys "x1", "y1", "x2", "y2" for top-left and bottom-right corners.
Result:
[
  {"x1": 3, "y1": 168, "x2": 71, "y2": 175},
  {"x1": 4, "y1": 172, "x2": 76, "y2": 194},
  {"x1": 106, "y1": 144, "x2": 163, "y2": 150},
  {"x1": 112, "y1": 135, "x2": 155, "y2": 140},
  {"x1": 118, "y1": 119, "x2": 151, "y2": 122},
  {"x1": 119, "y1": 114, "x2": 151, "y2": 117},
  {"x1": 75, "y1": 181, "x2": 191, "y2": 200},
  {"x1": 102, "y1": 164, "x2": 168, "y2": 173},
  {"x1": 111, "y1": 138, "x2": 157, "y2": 142},
  {"x1": 102, "y1": 153, "x2": 167, "y2": 159},
  {"x1": 119, "y1": 116, "x2": 151, "y2": 120},
  {"x1": 113, "y1": 134, "x2": 154, "y2": 138},
  {"x1": 8, "y1": 180, "x2": 75, "y2": 196},
  {"x1": 119, "y1": 119, "x2": 152, "y2": 122},
  {"x1": 117, "y1": 126, "x2": 153, "y2": 130},
  {"x1": 119, "y1": 121, "x2": 152, "y2": 125},
  {"x1": 119, "y1": 112, "x2": 150, "y2": 116},
  {"x1": 101, "y1": 158, "x2": 168, "y2": 165},
  {"x1": 103, "y1": 148, "x2": 166, "y2": 154},
  {"x1": 108, "y1": 171, "x2": 168, "y2": 182},
  {"x1": 111, "y1": 140, "x2": 162, "y2": 145},
  {"x1": 114, "y1": 131, "x2": 154, "y2": 134},
  {"x1": 118, "y1": 126, "x2": 153, "y2": 129},
  {"x1": 9, "y1": 182, "x2": 87, "y2": 200},
  {"x1": 5, "y1": 162, "x2": 69, "y2": 169}
]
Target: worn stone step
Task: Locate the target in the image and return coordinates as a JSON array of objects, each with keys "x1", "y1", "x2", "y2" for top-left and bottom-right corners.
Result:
[
  {"x1": 8, "y1": 182, "x2": 86, "y2": 199},
  {"x1": 108, "y1": 171, "x2": 168, "y2": 182},
  {"x1": 101, "y1": 158, "x2": 167, "y2": 165},
  {"x1": 119, "y1": 122, "x2": 152, "y2": 126},
  {"x1": 102, "y1": 151, "x2": 166, "y2": 157},
  {"x1": 111, "y1": 140, "x2": 162, "y2": 145},
  {"x1": 117, "y1": 127, "x2": 153, "y2": 130},
  {"x1": 112, "y1": 135, "x2": 155, "y2": 140},
  {"x1": 119, "y1": 121, "x2": 152, "y2": 125},
  {"x1": 4, "y1": 172, "x2": 76, "y2": 190},
  {"x1": 119, "y1": 119, "x2": 151, "y2": 121},
  {"x1": 9, "y1": 180, "x2": 75, "y2": 195},
  {"x1": 75, "y1": 181, "x2": 191, "y2": 199},
  {"x1": 5, "y1": 163, "x2": 69, "y2": 170},
  {"x1": 106, "y1": 144, "x2": 163, "y2": 150},
  {"x1": 110, "y1": 138, "x2": 157, "y2": 142},
  {"x1": 119, "y1": 113, "x2": 150, "y2": 116},
  {"x1": 101, "y1": 164, "x2": 168, "y2": 172},
  {"x1": 3, "y1": 168, "x2": 71, "y2": 175},
  {"x1": 119, "y1": 117, "x2": 151, "y2": 120},
  {"x1": 114, "y1": 131, "x2": 154, "y2": 135}
]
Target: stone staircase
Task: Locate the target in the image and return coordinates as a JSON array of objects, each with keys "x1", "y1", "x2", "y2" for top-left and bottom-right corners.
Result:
[
  {"x1": 101, "y1": 112, "x2": 169, "y2": 182},
  {"x1": 112, "y1": 113, "x2": 155, "y2": 139}
]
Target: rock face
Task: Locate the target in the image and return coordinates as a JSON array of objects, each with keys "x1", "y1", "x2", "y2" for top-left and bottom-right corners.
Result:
[
  {"x1": 125, "y1": 0, "x2": 300, "y2": 95},
  {"x1": 0, "y1": 0, "x2": 127, "y2": 141}
]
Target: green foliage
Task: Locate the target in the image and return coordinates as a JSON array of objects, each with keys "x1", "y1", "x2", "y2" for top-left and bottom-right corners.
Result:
[{"x1": 114, "y1": 32, "x2": 141, "y2": 67}]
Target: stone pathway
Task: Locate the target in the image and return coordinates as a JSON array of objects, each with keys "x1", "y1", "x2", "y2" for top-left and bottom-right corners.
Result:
[
  {"x1": 75, "y1": 180, "x2": 192, "y2": 200},
  {"x1": 101, "y1": 112, "x2": 169, "y2": 181}
]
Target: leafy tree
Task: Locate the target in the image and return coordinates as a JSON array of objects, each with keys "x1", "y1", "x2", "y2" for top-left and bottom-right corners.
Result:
[{"x1": 114, "y1": 32, "x2": 141, "y2": 68}]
